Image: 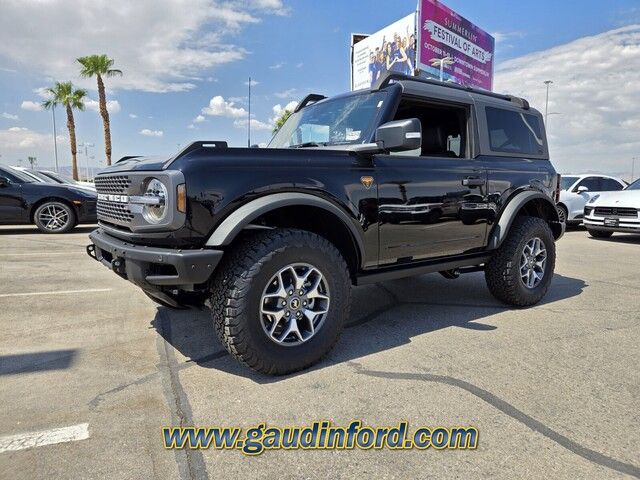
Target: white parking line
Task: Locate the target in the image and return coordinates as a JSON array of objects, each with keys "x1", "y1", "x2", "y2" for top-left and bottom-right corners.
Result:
[
  {"x1": 0, "y1": 423, "x2": 89, "y2": 453},
  {"x1": 0, "y1": 288, "x2": 111, "y2": 298}
]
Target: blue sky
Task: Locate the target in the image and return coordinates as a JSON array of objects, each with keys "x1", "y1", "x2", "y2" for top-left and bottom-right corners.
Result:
[{"x1": 1, "y1": 0, "x2": 639, "y2": 175}]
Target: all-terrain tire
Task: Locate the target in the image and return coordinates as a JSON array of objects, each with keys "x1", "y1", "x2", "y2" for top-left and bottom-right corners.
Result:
[
  {"x1": 485, "y1": 216, "x2": 556, "y2": 307},
  {"x1": 210, "y1": 229, "x2": 351, "y2": 375},
  {"x1": 587, "y1": 229, "x2": 613, "y2": 239},
  {"x1": 33, "y1": 201, "x2": 77, "y2": 234}
]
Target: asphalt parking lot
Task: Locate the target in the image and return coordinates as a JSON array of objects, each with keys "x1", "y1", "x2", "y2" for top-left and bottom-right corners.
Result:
[{"x1": 1, "y1": 225, "x2": 639, "y2": 479}]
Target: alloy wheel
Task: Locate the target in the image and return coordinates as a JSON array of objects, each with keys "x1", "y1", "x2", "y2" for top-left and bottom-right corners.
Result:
[
  {"x1": 38, "y1": 204, "x2": 71, "y2": 232},
  {"x1": 259, "y1": 263, "x2": 330, "y2": 346},
  {"x1": 520, "y1": 237, "x2": 547, "y2": 289}
]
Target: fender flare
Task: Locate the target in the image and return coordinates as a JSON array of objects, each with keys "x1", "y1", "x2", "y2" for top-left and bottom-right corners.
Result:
[
  {"x1": 487, "y1": 191, "x2": 561, "y2": 249},
  {"x1": 205, "y1": 192, "x2": 365, "y2": 256}
]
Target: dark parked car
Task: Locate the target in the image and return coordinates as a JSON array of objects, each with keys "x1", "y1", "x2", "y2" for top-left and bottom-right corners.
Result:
[
  {"x1": 87, "y1": 73, "x2": 564, "y2": 374},
  {"x1": 0, "y1": 165, "x2": 97, "y2": 233}
]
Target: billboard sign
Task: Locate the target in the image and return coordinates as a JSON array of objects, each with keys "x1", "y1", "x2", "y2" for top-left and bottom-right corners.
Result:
[
  {"x1": 418, "y1": 0, "x2": 495, "y2": 90},
  {"x1": 351, "y1": 13, "x2": 416, "y2": 91}
]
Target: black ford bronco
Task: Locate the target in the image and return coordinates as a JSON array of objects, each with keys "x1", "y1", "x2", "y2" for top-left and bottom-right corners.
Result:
[{"x1": 87, "y1": 73, "x2": 564, "y2": 374}]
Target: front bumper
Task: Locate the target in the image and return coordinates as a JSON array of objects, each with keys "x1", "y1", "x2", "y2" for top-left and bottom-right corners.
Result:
[
  {"x1": 86, "y1": 228, "x2": 223, "y2": 289},
  {"x1": 583, "y1": 210, "x2": 640, "y2": 233}
]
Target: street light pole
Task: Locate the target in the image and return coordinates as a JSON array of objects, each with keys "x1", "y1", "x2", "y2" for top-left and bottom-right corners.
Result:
[
  {"x1": 544, "y1": 80, "x2": 553, "y2": 125},
  {"x1": 632, "y1": 157, "x2": 638, "y2": 182},
  {"x1": 52, "y1": 104, "x2": 59, "y2": 172},
  {"x1": 430, "y1": 56, "x2": 454, "y2": 82}
]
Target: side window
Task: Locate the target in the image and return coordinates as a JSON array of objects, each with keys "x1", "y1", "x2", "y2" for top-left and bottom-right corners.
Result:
[
  {"x1": 575, "y1": 177, "x2": 601, "y2": 192},
  {"x1": 600, "y1": 178, "x2": 624, "y2": 191},
  {"x1": 485, "y1": 107, "x2": 544, "y2": 156},
  {"x1": 392, "y1": 100, "x2": 468, "y2": 159}
]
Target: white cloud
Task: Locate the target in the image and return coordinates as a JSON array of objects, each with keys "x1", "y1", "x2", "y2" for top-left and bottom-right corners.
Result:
[
  {"x1": 244, "y1": 79, "x2": 259, "y2": 87},
  {"x1": 201, "y1": 95, "x2": 247, "y2": 118},
  {"x1": 140, "y1": 128, "x2": 163, "y2": 137},
  {"x1": 269, "y1": 62, "x2": 285, "y2": 69},
  {"x1": 187, "y1": 124, "x2": 196, "y2": 129},
  {"x1": 274, "y1": 88, "x2": 297, "y2": 99},
  {"x1": 495, "y1": 25, "x2": 640, "y2": 175},
  {"x1": 2, "y1": 112, "x2": 19, "y2": 120},
  {"x1": 0, "y1": 126, "x2": 66, "y2": 151},
  {"x1": 296, "y1": 62, "x2": 304, "y2": 68},
  {"x1": 129, "y1": 113, "x2": 138, "y2": 118},
  {"x1": 233, "y1": 118, "x2": 272, "y2": 131},
  {"x1": 0, "y1": 1, "x2": 284, "y2": 93},
  {"x1": 20, "y1": 100, "x2": 43, "y2": 111},
  {"x1": 84, "y1": 99, "x2": 121, "y2": 114},
  {"x1": 193, "y1": 114, "x2": 206, "y2": 123},
  {"x1": 272, "y1": 101, "x2": 298, "y2": 117}
]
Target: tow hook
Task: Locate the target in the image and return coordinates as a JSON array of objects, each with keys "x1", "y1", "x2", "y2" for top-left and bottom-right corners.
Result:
[{"x1": 111, "y1": 258, "x2": 126, "y2": 276}]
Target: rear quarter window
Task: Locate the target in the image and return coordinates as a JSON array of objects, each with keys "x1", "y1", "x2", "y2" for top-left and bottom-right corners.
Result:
[{"x1": 486, "y1": 107, "x2": 545, "y2": 156}]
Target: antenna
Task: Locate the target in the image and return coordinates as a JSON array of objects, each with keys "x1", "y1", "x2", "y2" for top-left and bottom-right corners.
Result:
[{"x1": 247, "y1": 76, "x2": 251, "y2": 147}]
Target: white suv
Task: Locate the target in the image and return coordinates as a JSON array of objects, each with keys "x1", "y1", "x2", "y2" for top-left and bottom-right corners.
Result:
[
  {"x1": 584, "y1": 178, "x2": 640, "y2": 238},
  {"x1": 557, "y1": 174, "x2": 626, "y2": 224}
]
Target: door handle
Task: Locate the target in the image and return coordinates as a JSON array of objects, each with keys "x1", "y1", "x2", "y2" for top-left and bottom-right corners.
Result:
[{"x1": 462, "y1": 176, "x2": 484, "y2": 187}]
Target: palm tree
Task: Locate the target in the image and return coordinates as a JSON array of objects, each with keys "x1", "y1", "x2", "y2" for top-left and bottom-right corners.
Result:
[
  {"x1": 42, "y1": 82, "x2": 87, "y2": 180},
  {"x1": 77, "y1": 54, "x2": 122, "y2": 165}
]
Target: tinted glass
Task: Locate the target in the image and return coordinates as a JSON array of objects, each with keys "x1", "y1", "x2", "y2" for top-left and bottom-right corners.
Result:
[
  {"x1": 0, "y1": 166, "x2": 34, "y2": 183},
  {"x1": 486, "y1": 107, "x2": 545, "y2": 156},
  {"x1": 576, "y1": 177, "x2": 601, "y2": 191},
  {"x1": 600, "y1": 178, "x2": 624, "y2": 191},
  {"x1": 560, "y1": 176, "x2": 579, "y2": 190}
]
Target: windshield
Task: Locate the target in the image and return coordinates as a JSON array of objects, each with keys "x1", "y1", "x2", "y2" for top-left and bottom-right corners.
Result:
[
  {"x1": 560, "y1": 176, "x2": 579, "y2": 190},
  {"x1": 626, "y1": 178, "x2": 640, "y2": 190},
  {"x1": 268, "y1": 92, "x2": 387, "y2": 148},
  {"x1": 41, "y1": 171, "x2": 78, "y2": 185},
  {"x1": 25, "y1": 169, "x2": 57, "y2": 183},
  {"x1": 1, "y1": 166, "x2": 35, "y2": 183}
]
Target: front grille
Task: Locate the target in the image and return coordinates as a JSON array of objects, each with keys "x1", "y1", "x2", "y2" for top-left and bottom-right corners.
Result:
[
  {"x1": 95, "y1": 175, "x2": 131, "y2": 195},
  {"x1": 97, "y1": 201, "x2": 134, "y2": 224},
  {"x1": 594, "y1": 207, "x2": 637, "y2": 217}
]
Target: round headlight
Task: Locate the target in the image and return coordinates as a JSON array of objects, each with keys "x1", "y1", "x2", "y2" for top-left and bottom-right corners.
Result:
[{"x1": 142, "y1": 178, "x2": 168, "y2": 224}]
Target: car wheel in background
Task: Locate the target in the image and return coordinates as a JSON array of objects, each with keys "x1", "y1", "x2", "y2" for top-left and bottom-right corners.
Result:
[
  {"x1": 587, "y1": 229, "x2": 613, "y2": 239},
  {"x1": 210, "y1": 228, "x2": 351, "y2": 375},
  {"x1": 556, "y1": 204, "x2": 567, "y2": 224},
  {"x1": 485, "y1": 216, "x2": 556, "y2": 307},
  {"x1": 34, "y1": 201, "x2": 77, "y2": 234}
]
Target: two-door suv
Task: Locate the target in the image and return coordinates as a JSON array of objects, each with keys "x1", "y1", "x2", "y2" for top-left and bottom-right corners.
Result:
[{"x1": 87, "y1": 73, "x2": 564, "y2": 374}]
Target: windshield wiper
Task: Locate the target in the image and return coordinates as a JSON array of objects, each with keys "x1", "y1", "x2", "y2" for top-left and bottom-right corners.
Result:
[{"x1": 290, "y1": 142, "x2": 326, "y2": 148}]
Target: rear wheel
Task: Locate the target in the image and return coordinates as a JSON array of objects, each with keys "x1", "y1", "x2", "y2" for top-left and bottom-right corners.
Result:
[
  {"x1": 211, "y1": 229, "x2": 351, "y2": 375},
  {"x1": 485, "y1": 216, "x2": 556, "y2": 307},
  {"x1": 34, "y1": 201, "x2": 76, "y2": 234},
  {"x1": 587, "y1": 229, "x2": 613, "y2": 239}
]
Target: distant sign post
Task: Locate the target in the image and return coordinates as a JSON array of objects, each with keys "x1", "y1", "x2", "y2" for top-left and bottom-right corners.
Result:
[{"x1": 418, "y1": 0, "x2": 495, "y2": 90}]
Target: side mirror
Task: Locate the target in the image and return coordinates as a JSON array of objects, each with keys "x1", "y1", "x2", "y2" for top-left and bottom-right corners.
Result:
[
  {"x1": 0, "y1": 177, "x2": 10, "y2": 187},
  {"x1": 576, "y1": 185, "x2": 589, "y2": 193},
  {"x1": 375, "y1": 118, "x2": 422, "y2": 152}
]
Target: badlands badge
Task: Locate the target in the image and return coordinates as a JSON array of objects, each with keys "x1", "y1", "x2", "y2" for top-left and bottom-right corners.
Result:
[{"x1": 360, "y1": 176, "x2": 374, "y2": 189}]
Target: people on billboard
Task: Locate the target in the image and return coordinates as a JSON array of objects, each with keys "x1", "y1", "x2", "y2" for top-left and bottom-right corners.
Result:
[{"x1": 368, "y1": 27, "x2": 416, "y2": 87}]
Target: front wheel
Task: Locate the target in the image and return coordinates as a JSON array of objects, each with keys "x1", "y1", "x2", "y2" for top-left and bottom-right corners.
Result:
[
  {"x1": 587, "y1": 229, "x2": 613, "y2": 239},
  {"x1": 211, "y1": 229, "x2": 351, "y2": 375},
  {"x1": 485, "y1": 216, "x2": 556, "y2": 307},
  {"x1": 34, "y1": 201, "x2": 76, "y2": 233}
]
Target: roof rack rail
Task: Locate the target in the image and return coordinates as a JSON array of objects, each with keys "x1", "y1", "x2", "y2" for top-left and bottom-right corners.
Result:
[
  {"x1": 372, "y1": 72, "x2": 530, "y2": 110},
  {"x1": 294, "y1": 94, "x2": 327, "y2": 113},
  {"x1": 171, "y1": 140, "x2": 228, "y2": 161}
]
